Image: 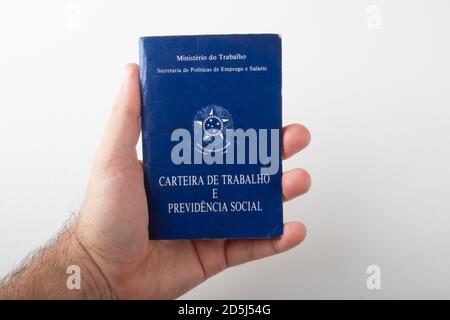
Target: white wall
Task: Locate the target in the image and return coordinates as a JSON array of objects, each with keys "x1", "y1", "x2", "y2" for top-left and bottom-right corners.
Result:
[{"x1": 1, "y1": 0, "x2": 450, "y2": 299}]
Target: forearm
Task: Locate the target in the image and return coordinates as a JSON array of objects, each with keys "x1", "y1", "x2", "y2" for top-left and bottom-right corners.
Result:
[{"x1": 0, "y1": 226, "x2": 113, "y2": 300}]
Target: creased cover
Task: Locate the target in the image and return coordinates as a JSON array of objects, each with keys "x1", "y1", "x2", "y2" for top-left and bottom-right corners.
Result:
[{"x1": 139, "y1": 34, "x2": 283, "y2": 239}]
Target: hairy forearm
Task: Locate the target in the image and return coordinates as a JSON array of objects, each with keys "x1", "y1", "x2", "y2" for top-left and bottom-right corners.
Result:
[{"x1": 0, "y1": 226, "x2": 113, "y2": 299}]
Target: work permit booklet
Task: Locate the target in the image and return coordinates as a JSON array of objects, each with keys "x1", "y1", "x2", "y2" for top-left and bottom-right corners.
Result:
[{"x1": 139, "y1": 34, "x2": 283, "y2": 239}]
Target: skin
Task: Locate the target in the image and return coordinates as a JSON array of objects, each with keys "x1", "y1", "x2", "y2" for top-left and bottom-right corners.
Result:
[{"x1": 0, "y1": 64, "x2": 311, "y2": 299}]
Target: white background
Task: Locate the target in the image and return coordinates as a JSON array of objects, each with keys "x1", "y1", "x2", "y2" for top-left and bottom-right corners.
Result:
[{"x1": 1, "y1": 0, "x2": 450, "y2": 299}]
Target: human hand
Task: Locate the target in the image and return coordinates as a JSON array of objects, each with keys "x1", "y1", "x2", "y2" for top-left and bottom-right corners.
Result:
[{"x1": 74, "y1": 63, "x2": 311, "y2": 299}]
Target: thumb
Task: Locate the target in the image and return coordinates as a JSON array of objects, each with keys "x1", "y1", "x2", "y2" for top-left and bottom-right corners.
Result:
[{"x1": 94, "y1": 63, "x2": 141, "y2": 170}]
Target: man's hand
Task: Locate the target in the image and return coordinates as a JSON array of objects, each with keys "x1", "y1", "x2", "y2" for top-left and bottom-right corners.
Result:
[{"x1": 0, "y1": 64, "x2": 311, "y2": 299}]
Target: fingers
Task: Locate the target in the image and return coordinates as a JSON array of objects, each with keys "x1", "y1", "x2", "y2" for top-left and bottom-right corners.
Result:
[
  {"x1": 282, "y1": 124, "x2": 310, "y2": 160},
  {"x1": 282, "y1": 168, "x2": 311, "y2": 201},
  {"x1": 95, "y1": 64, "x2": 141, "y2": 168},
  {"x1": 281, "y1": 124, "x2": 311, "y2": 201},
  {"x1": 224, "y1": 222, "x2": 306, "y2": 267}
]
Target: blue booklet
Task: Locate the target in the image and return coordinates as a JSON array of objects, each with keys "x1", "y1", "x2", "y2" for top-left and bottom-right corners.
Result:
[{"x1": 139, "y1": 34, "x2": 283, "y2": 239}]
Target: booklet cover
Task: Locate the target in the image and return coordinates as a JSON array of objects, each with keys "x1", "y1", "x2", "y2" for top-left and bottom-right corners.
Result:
[{"x1": 139, "y1": 34, "x2": 283, "y2": 239}]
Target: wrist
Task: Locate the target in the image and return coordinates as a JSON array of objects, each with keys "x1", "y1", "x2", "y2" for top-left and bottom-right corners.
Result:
[
  {"x1": 0, "y1": 225, "x2": 115, "y2": 300},
  {"x1": 67, "y1": 226, "x2": 116, "y2": 299}
]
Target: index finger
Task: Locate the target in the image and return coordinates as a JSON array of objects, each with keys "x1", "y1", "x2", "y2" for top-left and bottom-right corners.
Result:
[{"x1": 282, "y1": 124, "x2": 311, "y2": 160}]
